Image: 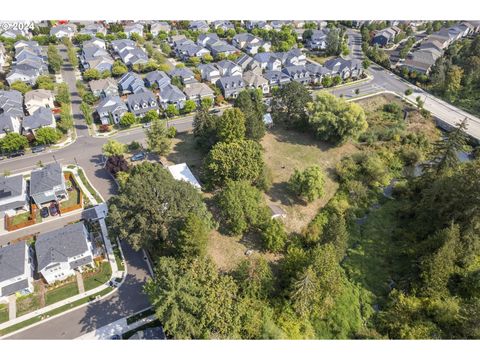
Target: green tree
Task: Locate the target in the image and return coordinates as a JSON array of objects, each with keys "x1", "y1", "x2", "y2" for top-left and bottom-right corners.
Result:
[
  {"x1": 82, "y1": 68, "x2": 101, "y2": 81},
  {"x1": 34, "y1": 127, "x2": 61, "y2": 145},
  {"x1": 165, "y1": 104, "x2": 179, "y2": 118},
  {"x1": 271, "y1": 82, "x2": 311, "y2": 130},
  {"x1": 307, "y1": 92, "x2": 368, "y2": 145},
  {"x1": 80, "y1": 101, "x2": 93, "y2": 125},
  {"x1": 102, "y1": 139, "x2": 126, "y2": 157},
  {"x1": 261, "y1": 218, "x2": 287, "y2": 252},
  {"x1": 142, "y1": 109, "x2": 159, "y2": 123},
  {"x1": 119, "y1": 112, "x2": 137, "y2": 127},
  {"x1": 326, "y1": 28, "x2": 341, "y2": 55},
  {"x1": 56, "y1": 83, "x2": 71, "y2": 104},
  {"x1": 200, "y1": 97, "x2": 213, "y2": 110},
  {"x1": 215, "y1": 180, "x2": 270, "y2": 235},
  {"x1": 58, "y1": 104, "x2": 74, "y2": 133},
  {"x1": 10, "y1": 81, "x2": 32, "y2": 94},
  {"x1": 203, "y1": 140, "x2": 266, "y2": 189},
  {"x1": 234, "y1": 90, "x2": 266, "y2": 141},
  {"x1": 175, "y1": 213, "x2": 210, "y2": 258},
  {"x1": 217, "y1": 108, "x2": 246, "y2": 143},
  {"x1": 111, "y1": 60, "x2": 128, "y2": 77},
  {"x1": 47, "y1": 44, "x2": 63, "y2": 73},
  {"x1": 362, "y1": 58, "x2": 371, "y2": 70},
  {"x1": 444, "y1": 65, "x2": 463, "y2": 99},
  {"x1": 107, "y1": 163, "x2": 212, "y2": 255},
  {"x1": 35, "y1": 75, "x2": 55, "y2": 90},
  {"x1": 145, "y1": 119, "x2": 171, "y2": 156},
  {"x1": 0, "y1": 133, "x2": 28, "y2": 153},
  {"x1": 289, "y1": 166, "x2": 326, "y2": 202},
  {"x1": 182, "y1": 99, "x2": 197, "y2": 114},
  {"x1": 193, "y1": 108, "x2": 219, "y2": 151},
  {"x1": 321, "y1": 210, "x2": 348, "y2": 262}
]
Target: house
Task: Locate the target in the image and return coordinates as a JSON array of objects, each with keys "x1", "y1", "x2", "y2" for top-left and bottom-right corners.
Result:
[
  {"x1": 216, "y1": 60, "x2": 242, "y2": 77},
  {"x1": 126, "y1": 90, "x2": 160, "y2": 116},
  {"x1": 118, "y1": 72, "x2": 146, "y2": 94},
  {"x1": 30, "y1": 163, "x2": 67, "y2": 206},
  {"x1": 0, "y1": 241, "x2": 34, "y2": 298},
  {"x1": 324, "y1": 58, "x2": 363, "y2": 79},
  {"x1": 111, "y1": 39, "x2": 148, "y2": 66},
  {"x1": 197, "y1": 33, "x2": 219, "y2": 47},
  {"x1": 84, "y1": 37, "x2": 107, "y2": 49},
  {"x1": 168, "y1": 163, "x2": 201, "y2": 190},
  {"x1": 183, "y1": 82, "x2": 214, "y2": 105},
  {"x1": 264, "y1": 70, "x2": 292, "y2": 87},
  {"x1": 124, "y1": 23, "x2": 144, "y2": 38},
  {"x1": 279, "y1": 48, "x2": 307, "y2": 66},
  {"x1": 24, "y1": 89, "x2": 54, "y2": 115},
  {"x1": 50, "y1": 24, "x2": 77, "y2": 39},
  {"x1": 175, "y1": 40, "x2": 210, "y2": 61},
  {"x1": 95, "y1": 96, "x2": 128, "y2": 125},
  {"x1": 80, "y1": 23, "x2": 107, "y2": 36},
  {"x1": 208, "y1": 40, "x2": 238, "y2": 57},
  {"x1": 403, "y1": 48, "x2": 442, "y2": 75},
  {"x1": 235, "y1": 53, "x2": 253, "y2": 71},
  {"x1": 372, "y1": 26, "x2": 401, "y2": 47},
  {"x1": 1, "y1": 28, "x2": 30, "y2": 40},
  {"x1": 189, "y1": 20, "x2": 209, "y2": 32},
  {"x1": 306, "y1": 63, "x2": 328, "y2": 84},
  {"x1": 232, "y1": 33, "x2": 271, "y2": 55},
  {"x1": 150, "y1": 22, "x2": 171, "y2": 36},
  {"x1": 6, "y1": 41, "x2": 46, "y2": 85},
  {"x1": 244, "y1": 21, "x2": 272, "y2": 31},
  {"x1": 89, "y1": 78, "x2": 119, "y2": 98},
  {"x1": 35, "y1": 222, "x2": 95, "y2": 285},
  {"x1": 216, "y1": 75, "x2": 245, "y2": 98},
  {"x1": 243, "y1": 71, "x2": 270, "y2": 94},
  {"x1": 168, "y1": 67, "x2": 196, "y2": 85},
  {"x1": 22, "y1": 107, "x2": 56, "y2": 134},
  {"x1": 253, "y1": 52, "x2": 282, "y2": 71},
  {"x1": 6, "y1": 64, "x2": 42, "y2": 86},
  {"x1": 0, "y1": 174, "x2": 29, "y2": 216},
  {"x1": 307, "y1": 29, "x2": 329, "y2": 50},
  {"x1": 0, "y1": 90, "x2": 24, "y2": 120},
  {"x1": 158, "y1": 84, "x2": 187, "y2": 110},
  {"x1": 0, "y1": 114, "x2": 21, "y2": 138},
  {"x1": 144, "y1": 70, "x2": 171, "y2": 89},
  {"x1": 271, "y1": 20, "x2": 292, "y2": 31},
  {"x1": 211, "y1": 20, "x2": 235, "y2": 32},
  {"x1": 197, "y1": 63, "x2": 221, "y2": 82},
  {"x1": 282, "y1": 65, "x2": 311, "y2": 84}
]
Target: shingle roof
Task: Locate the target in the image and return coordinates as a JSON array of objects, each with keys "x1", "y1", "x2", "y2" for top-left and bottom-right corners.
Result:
[
  {"x1": 0, "y1": 241, "x2": 27, "y2": 282},
  {"x1": 30, "y1": 163, "x2": 63, "y2": 197},
  {"x1": 35, "y1": 222, "x2": 90, "y2": 272},
  {"x1": 22, "y1": 107, "x2": 54, "y2": 130},
  {"x1": 96, "y1": 96, "x2": 128, "y2": 114}
]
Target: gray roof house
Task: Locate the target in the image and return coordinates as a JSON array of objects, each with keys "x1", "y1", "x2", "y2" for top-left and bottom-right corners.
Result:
[
  {"x1": 216, "y1": 75, "x2": 245, "y2": 99},
  {"x1": 118, "y1": 72, "x2": 146, "y2": 94},
  {"x1": 208, "y1": 40, "x2": 238, "y2": 57},
  {"x1": 124, "y1": 23, "x2": 144, "y2": 38},
  {"x1": 307, "y1": 29, "x2": 329, "y2": 50},
  {"x1": 6, "y1": 41, "x2": 46, "y2": 85},
  {"x1": 35, "y1": 222, "x2": 94, "y2": 284},
  {"x1": 252, "y1": 52, "x2": 282, "y2": 71},
  {"x1": 216, "y1": 60, "x2": 243, "y2": 77},
  {"x1": 183, "y1": 82, "x2": 214, "y2": 105},
  {"x1": 0, "y1": 90, "x2": 24, "y2": 119},
  {"x1": 282, "y1": 65, "x2": 311, "y2": 84},
  {"x1": 189, "y1": 20, "x2": 209, "y2": 32},
  {"x1": 50, "y1": 24, "x2": 77, "y2": 39},
  {"x1": 22, "y1": 107, "x2": 56, "y2": 134},
  {"x1": 24, "y1": 89, "x2": 55, "y2": 115},
  {"x1": 264, "y1": 70, "x2": 292, "y2": 87},
  {"x1": 0, "y1": 241, "x2": 34, "y2": 298},
  {"x1": 235, "y1": 53, "x2": 254, "y2": 71},
  {"x1": 158, "y1": 84, "x2": 187, "y2": 110},
  {"x1": 197, "y1": 63, "x2": 221, "y2": 82},
  {"x1": 29, "y1": 163, "x2": 67, "y2": 206},
  {"x1": 197, "y1": 33, "x2": 219, "y2": 47},
  {"x1": 243, "y1": 71, "x2": 270, "y2": 94},
  {"x1": 144, "y1": 70, "x2": 171, "y2": 89},
  {"x1": 80, "y1": 23, "x2": 107, "y2": 36},
  {"x1": 126, "y1": 90, "x2": 160, "y2": 116},
  {"x1": 168, "y1": 67, "x2": 196, "y2": 85},
  {"x1": 151, "y1": 22, "x2": 171, "y2": 36},
  {"x1": 232, "y1": 33, "x2": 271, "y2": 54},
  {"x1": 175, "y1": 40, "x2": 210, "y2": 61},
  {"x1": 305, "y1": 63, "x2": 329, "y2": 83},
  {"x1": 0, "y1": 174, "x2": 28, "y2": 215},
  {"x1": 211, "y1": 20, "x2": 235, "y2": 31},
  {"x1": 111, "y1": 39, "x2": 148, "y2": 66},
  {"x1": 0, "y1": 114, "x2": 21, "y2": 138},
  {"x1": 324, "y1": 58, "x2": 363, "y2": 79},
  {"x1": 81, "y1": 44, "x2": 113, "y2": 72},
  {"x1": 95, "y1": 96, "x2": 128, "y2": 125},
  {"x1": 89, "y1": 78, "x2": 119, "y2": 98}
]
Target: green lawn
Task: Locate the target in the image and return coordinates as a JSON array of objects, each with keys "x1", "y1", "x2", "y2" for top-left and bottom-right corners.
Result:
[
  {"x1": 16, "y1": 292, "x2": 42, "y2": 317},
  {"x1": 10, "y1": 212, "x2": 32, "y2": 226},
  {"x1": 45, "y1": 281, "x2": 79, "y2": 306},
  {"x1": 0, "y1": 304, "x2": 8, "y2": 324},
  {"x1": 59, "y1": 187, "x2": 81, "y2": 211},
  {"x1": 83, "y1": 262, "x2": 112, "y2": 291}
]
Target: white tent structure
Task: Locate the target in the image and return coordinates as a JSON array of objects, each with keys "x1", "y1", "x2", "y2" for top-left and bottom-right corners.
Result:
[{"x1": 167, "y1": 163, "x2": 202, "y2": 190}]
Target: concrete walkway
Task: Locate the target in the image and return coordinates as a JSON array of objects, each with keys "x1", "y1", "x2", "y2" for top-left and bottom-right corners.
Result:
[
  {"x1": 76, "y1": 311, "x2": 156, "y2": 339},
  {"x1": 8, "y1": 295, "x2": 16, "y2": 321},
  {"x1": 76, "y1": 272, "x2": 85, "y2": 294}
]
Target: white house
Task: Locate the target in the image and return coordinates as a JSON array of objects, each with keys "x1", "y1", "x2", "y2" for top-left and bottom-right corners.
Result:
[
  {"x1": 50, "y1": 24, "x2": 77, "y2": 39},
  {"x1": 35, "y1": 222, "x2": 95, "y2": 285},
  {"x1": 0, "y1": 241, "x2": 34, "y2": 299},
  {"x1": 24, "y1": 89, "x2": 55, "y2": 115}
]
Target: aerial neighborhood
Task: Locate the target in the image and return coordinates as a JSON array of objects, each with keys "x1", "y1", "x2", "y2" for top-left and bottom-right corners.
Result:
[{"x1": 0, "y1": 18, "x2": 479, "y2": 342}]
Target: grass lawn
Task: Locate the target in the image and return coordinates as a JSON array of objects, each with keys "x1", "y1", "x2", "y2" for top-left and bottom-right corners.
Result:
[
  {"x1": 113, "y1": 242, "x2": 125, "y2": 272},
  {"x1": 77, "y1": 169, "x2": 103, "y2": 203},
  {"x1": 83, "y1": 262, "x2": 112, "y2": 291},
  {"x1": 59, "y1": 187, "x2": 81, "y2": 211},
  {"x1": 16, "y1": 284, "x2": 43, "y2": 317},
  {"x1": 45, "y1": 281, "x2": 79, "y2": 306},
  {"x1": 261, "y1": 128, "x2": 359, "y2": 234},
  {"x1": 0, "y1": 304, "x2": 8, "y2": 324},
  {"x1": 307, "y1": 54, "x2": 335, "y2": 65},
  {"x1": 10, "y1": 211, "x2": 32, "y2": 226}
]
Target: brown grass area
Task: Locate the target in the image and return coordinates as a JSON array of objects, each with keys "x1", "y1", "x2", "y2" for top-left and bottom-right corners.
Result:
[
  {"x1": 261, "y1": 128, "x2": 359, "y2": 234},
  {"x1": 165, "y1": 131, "x2": 204, "y2": 178}
]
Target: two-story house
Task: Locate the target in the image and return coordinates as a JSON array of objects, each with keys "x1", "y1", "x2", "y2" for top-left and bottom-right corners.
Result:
[
  {"x1": 95, "y1": 96, "x2": 128, "y2": 125},
  {"x1": 126, "y1": 90, "x2": 160, "y2": 116},
  {"x1": 29, "y1": 163, "x2": 67, "y2": 207},
  {"x1": 24, "y1": 89, "x2": 55, "y2": 115},
  {"x1": 0, "y1": 241, "x2": 34, "y2": 299},
  {"x1": 0, "y1": 174, "x2": 29, "y2": 216}
]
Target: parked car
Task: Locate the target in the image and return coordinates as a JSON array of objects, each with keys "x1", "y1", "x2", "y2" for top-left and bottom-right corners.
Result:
[
  {"x1": 49, "y1": 203, "x2": 58, "y2": 216},
  {"x1": 31, "y1": 145, "x2": 46, "y2": 153},
  {"x1": 210, "y1": 108, "x2": 221, "y2": 114},
  {"x1": 131, "y1": 152, "x2": 146, "y2": 161},
  {"x1": 40, "y1": 207, "x2": 49, "y2": 218},
  {"x1": 8, "y1": 150, "x2": 25, "y2": 158},
  {"x1": 142, "y1": 122, "x2": 151, "y2": 128}
]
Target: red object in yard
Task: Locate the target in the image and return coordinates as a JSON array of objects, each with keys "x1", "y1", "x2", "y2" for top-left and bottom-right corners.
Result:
[
  {"x1": 58, "y1": 20, "x2": 68, "y2": 24},
  {"x1": 52, "y1": 107, "x2": 61, "y2": 114}
]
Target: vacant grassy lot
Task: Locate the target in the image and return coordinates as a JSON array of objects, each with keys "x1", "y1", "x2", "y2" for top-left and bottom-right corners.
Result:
[
  {"x1": 307, "y1": 54, "x2": 335, "y2": 65},
  {"x1": 45, "y1": 280, "x2": 79, "y2": 306},
  {"x1": 262, "y1": 128, "x2": 359, "y2": 234},
  {"x1": 16, "y1": 291, "x2": 42, "y2": 317},
  {"x1": 166, "y1": 132, "x2": 204, "y2": 178},
  {"x1": 83, "y1": 262, "x2": 112, "y2": 291},
  {"x1": 0, "y1": 304, "x2": 8, "y2": 323}
]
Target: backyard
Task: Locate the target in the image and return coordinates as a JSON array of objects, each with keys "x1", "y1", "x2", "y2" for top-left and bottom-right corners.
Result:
[{"x1": 59, "y1": 185, "x2": 82, "y2": 212}]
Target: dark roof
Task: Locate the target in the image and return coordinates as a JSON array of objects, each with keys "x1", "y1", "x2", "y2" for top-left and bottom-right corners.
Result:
[
  {"x1": 29, "y1": 163, "x2": 63, "y2": 197},
  {"x1": 0, "y1": 241, "x2": 27, "y2": 282},
  {"x1": 0, "y1": 174, "x2": 25, "y2": 211},
  {"x1": 22, "y1": 107, "x2": 54, "y2": 130},
  {"x1": 1, "y1": 278, "x2": 29, "y2": 297},
  {"x1": 35, "y1": 222, "x2": 90, "y2": 271},
  {"x1": 129, "y1": 327, "x2": 166, "y2": 340}
]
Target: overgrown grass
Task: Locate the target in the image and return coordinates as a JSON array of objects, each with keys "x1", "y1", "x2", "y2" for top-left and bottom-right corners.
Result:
[
  {"x1": 83, "y1": 262, "x2": 112, "y2": 291},
  {"x1": 16, "y1": 292, "x2": 42, "y2": 317},
  {"x1": 0, "y1": 304, "x2": 8, "y2": 324},
  {"x1": 45, "y1": 281, "x2": 79, "y2": 306}
]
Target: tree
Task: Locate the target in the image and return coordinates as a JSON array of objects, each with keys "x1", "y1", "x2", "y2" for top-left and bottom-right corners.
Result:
[
  {"x1": 107, "y1": 163, "x2": 212, "y2": 255},
  {"x1": 200, "y1": 97, "x2": 213, "y2": 110},
  {"x1": 175, "y1": 213, "x2": 210, "y2": 258},
  {"x1": 47, "y1": 44, "x2": 63, "y2": 73},
  {"x1": 142, "y1": 109, "x2": 159, "y2": 123},
  {"x1": 215, "y1": 180, "x2": 270, "y2": 235},
  {"x1": 289, "y1": 165, "x2": 326, "y2": 202},
  {"x1": 58, "y1": 104, "x2": 74, "y2": 133},
  {"x1": 35, "y1": 75, "x2": 55, "y2": 90},
  {"x1": 445, "y1": 65, "x2": 463, "y2": 99},
  {"x1": 119, "y1": 112, "x2": 137, "y2": 127},
  {"x1": 203, "y1": 140, "x2": 266, "y2": 189},
  {"x1": 326, "y1": 28, "x2": 341, "y2": 55},
  {"x1": 182, "y1": 99, "x2": 197, "y2": 114},
  {"x1": 55, "y1": 83, "x2": 71, "y2": 105},
  {"x1": 261, "y1": 219, "x2": 288, "y2": 253},
  {"x1": 10, "y1": 81, "x2": 31, "y2": 94},
  {"x1": 321, "y1": 210, "x2": 348, "y2": 262},
  {"x1": 144, "y1": 256, "x2": 240, "y2": 339},
  {"x1": 145, "y1": 119, "x2": 171, "y2": 156},
  {"x1": 271, "y1": 82, "x2": 312, "y2": 130},
  {"x1": 0, "y1": 133, "x2": 28, "y2": 153},
  {"x1": 362, "y1": 58, "x2": 371, "y2": 70},
  {"x1": 82, "y1": 68, "x2": 101, "y2": 81},
  {"x1": 193, "y1": 109, "x2": 220, "y2": 151},
  {"x1": 165, "y1": 104, "x2": 179, "y2": 118},
  {"x1": 34, "y1": 127, "x2": 61, "y2": 145},
  {"x1": 111, "y1": 60, "x2": 128, "y2": 77},
  {"x1": 105, "y1": 155, "x2": 129, "y2": 176},
  {"x1": 217, "y1": 108, "x2": 246, "y2": 143},
  {"x1": 102, "y1": 139, "x2": 126, "y2": 157},
  {"x1": 234, "y1": 90, "x2": 266, "y2": 141},
  {"x1": 307, "y1": 92, "x2": 368, "y2": 145},
  {"x1": 321, "y1": 76, "x2": 333, "y2": 88},
  {"x1": 80, "y1": 102, "x2": 93, "y2": 125}
]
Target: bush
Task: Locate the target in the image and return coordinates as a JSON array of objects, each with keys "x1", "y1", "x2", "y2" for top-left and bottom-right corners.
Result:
[
  {"x1": 289, "y1": 166, "x2": 326, "y2": 202},
  {"x1": 405, "y1": 88, "x2": 413, "y2": 96},
  {"x1": 261, "y1": 219, "x2": 288, "y2": 252}
]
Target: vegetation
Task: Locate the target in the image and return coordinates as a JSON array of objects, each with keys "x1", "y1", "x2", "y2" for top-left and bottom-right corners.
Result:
[
  {"x1": 35, "y1": 127, "x2": 61, "y2": 145},
  {"x1": 102, "y1": 139, "x2": 126, "y2": 157},
  {"x1": 145, "y1": 119, "x2": 172, "y2": 156},
  {"x1": 289, "y1": 165, "x2": 326, "y2": 202},
  {"x1": 47, "y1": 44, "x2": 63, "y2": 73}
]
